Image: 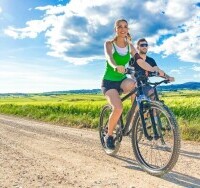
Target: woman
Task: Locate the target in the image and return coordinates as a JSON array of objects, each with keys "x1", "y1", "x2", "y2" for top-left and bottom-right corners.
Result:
[{"x1": 101, "y1": 19, "x2": 164, "y2": 150}]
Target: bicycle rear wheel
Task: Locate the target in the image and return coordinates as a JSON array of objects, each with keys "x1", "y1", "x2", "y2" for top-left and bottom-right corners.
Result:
[
  {"x1": 131, "y1": 101, "x2": 180, "y2": 176},
  {"x1": 99, "y1": 104, "x2": 122, "y2": 156}
]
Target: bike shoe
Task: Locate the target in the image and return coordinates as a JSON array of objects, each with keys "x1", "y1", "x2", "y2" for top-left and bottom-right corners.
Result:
[{"x1": 105, "y1": 135, "x2": 115, "y2": 150}]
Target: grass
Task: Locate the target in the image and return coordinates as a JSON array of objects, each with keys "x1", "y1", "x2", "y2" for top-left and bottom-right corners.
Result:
[{"x1": 0, "y1": 91, "x2": 199, "y2": 141}]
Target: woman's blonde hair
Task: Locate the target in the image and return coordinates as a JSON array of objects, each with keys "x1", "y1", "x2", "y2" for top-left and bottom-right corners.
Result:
[{"x1": 111, "y1": 19, "x2": 132, "y2": 43}]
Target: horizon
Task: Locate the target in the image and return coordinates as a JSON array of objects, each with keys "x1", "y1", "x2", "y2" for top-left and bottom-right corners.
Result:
[
  {"x1": 0, "y1": 0, "x2": 200, "y2": 93},
  {"x1": 0, "y1": 81, "x2": 199, "y2": 94}
]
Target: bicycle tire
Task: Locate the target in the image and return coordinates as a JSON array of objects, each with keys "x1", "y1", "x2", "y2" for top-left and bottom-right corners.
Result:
[
  {"x1": 99, "y1": 104, "x2": 122, "y2": 156},
  {"x1": 131, "y1": 101, "x2": 181, "y2": 176}
]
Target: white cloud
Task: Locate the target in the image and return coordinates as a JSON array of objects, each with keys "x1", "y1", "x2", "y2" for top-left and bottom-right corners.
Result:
[
  {"x1": 145, "y1": 1, "x2": 165, "y2": 14},
  {"x1": 192, "y1": 65, "x2": 200, "y2": 72},
  {"x1": 0, "y1": 7, "x2": 2, "y2": 13},
  {"x1": 151, "y1": 14, "x2": 200, "y2": 63},
  {"x1": 170, "y1": 69, "x2": 181, "y2": 74},
  {"x1": 4, "y1": 15, "x2": 57, "y2": 39},
  {"x1": 165, "y1": 0, "x2": 195, "y2": 21},
  {"x1": 35, "y1": 5, "x2": 65, "y2": 15},
  {"x1": 4, "y1": 27, "x2": 19, "y2": 39},
  {"x1": 145, "y1": 29, "x2": 175, "y2": 47},
  {"x1": 4, "y1": 0, "x2": 200, "y2": 65}
]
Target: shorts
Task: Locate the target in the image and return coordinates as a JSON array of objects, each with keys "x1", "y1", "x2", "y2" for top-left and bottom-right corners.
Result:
[{"x1": 101, "y1": 79, "x2": 125, "y2": 95}]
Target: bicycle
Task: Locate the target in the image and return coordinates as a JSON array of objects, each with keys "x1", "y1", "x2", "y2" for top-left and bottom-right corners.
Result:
[{"x1": 99, "y1": 68, "x2": 181, "y2": 176}]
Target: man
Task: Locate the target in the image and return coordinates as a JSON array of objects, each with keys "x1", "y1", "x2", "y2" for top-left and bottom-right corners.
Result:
[{"x1": 129, "y1": 38, "x2": 174, "y2": 98}]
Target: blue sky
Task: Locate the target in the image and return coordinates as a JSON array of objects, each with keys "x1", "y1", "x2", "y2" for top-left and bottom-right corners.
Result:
[{"x1": 0, "y1": 0, "x2": 199, "y2": 93}]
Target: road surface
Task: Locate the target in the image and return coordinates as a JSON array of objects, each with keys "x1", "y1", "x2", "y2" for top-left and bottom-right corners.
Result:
[{"x1": 0, "y1": 114, "x2": 199, "y2": 188}]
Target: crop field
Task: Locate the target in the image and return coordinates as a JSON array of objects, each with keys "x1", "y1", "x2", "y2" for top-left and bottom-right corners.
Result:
[{"x1": 0, "y1": 90, "x2": 199, "y2": 141}]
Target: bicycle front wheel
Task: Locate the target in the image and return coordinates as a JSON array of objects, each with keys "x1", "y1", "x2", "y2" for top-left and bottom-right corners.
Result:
[{"x1": 131, "y1": 101, "x2": 181, "y2": 176}]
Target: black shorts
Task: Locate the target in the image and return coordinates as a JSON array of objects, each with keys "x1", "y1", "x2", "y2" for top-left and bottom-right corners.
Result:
[{"x1": 101, "y1": 79, "x2": 125, "y2": 95}]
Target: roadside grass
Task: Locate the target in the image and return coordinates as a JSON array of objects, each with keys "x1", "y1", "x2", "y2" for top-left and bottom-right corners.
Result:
[{"x1": 0, "y1": 91, "x2": 199, "y2": 141}]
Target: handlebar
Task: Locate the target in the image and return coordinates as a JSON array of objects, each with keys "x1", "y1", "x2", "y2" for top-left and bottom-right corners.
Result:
[
  {"x1": 148, "y1": 71, "x2": 160, "y2": 77},
  {"x1": 147, "y1": 80, "x2": 170, "y2": 87},
  {"x1": 125, "y1": 67, "x2": 170, "y2": 87},
  {"x1": 125, "y1": 67, "x2": 159, "y2": 77},
  {"x1": 125, "y1": 67, "x2": 136, "y2": 74}
]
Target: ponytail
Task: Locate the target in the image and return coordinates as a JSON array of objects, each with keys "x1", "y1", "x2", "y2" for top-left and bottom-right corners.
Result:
[{"x1": 127, "y1": 32, "x2": 132, "y2": 42}]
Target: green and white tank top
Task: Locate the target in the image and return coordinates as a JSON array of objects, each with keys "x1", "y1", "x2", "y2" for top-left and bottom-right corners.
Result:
[{"x1": 103, "y1": 43, "x2": 131, "y2": 81}]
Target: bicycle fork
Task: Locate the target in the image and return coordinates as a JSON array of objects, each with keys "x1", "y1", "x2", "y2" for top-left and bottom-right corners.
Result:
[
  {"x1": 139, "y1": 102, "x2": 152, "y2": 140},
  {"x1": 139, "y1": 102, "x2": 159, "y2": 141},
  {"x1": 149, "y1": 109, "x2": 159, "y2": 140}
]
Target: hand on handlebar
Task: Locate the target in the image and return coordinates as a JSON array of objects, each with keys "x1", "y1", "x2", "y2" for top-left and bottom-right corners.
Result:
[
  {"x1": 151, "y1": 67, "x2": 175, "y2": 82},
  {"x1": 114, "y1": 66, "x2": 125, "y2": 74},
  {"x1": 167, "y1": 76, "x2": 175, "y2": 82}
]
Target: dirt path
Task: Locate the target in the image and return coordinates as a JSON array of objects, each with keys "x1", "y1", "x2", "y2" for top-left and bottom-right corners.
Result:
[{"x1": 0, "y1": 114, "x2": 199, "y2": 188}]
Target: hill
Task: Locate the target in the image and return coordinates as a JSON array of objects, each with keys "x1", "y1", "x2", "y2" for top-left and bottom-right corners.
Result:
[
  {"x1": 0, "y1": 82, "x2": 199, "y2": 96},
  {"x1": 158, "y1": 82, "x2": 200, "y2": 91}
]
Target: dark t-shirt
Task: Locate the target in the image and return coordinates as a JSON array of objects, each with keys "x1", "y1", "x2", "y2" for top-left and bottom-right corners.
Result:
[{"x1": 129, "y1": 55, "x2": 157, "y2": 76}]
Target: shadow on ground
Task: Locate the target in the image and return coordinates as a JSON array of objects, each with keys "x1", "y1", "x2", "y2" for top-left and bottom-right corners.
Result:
[{"x1": 115, "y1": 155, "x2": 200, "y2": 188}]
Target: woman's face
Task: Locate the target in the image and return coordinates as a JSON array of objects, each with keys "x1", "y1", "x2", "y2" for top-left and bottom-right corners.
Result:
[{"x1": 115, "y1": 21, "x2": 128, "y2": 38}]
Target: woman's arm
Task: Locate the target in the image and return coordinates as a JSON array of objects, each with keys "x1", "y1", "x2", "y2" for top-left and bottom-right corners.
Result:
[{"x1": 104, "y1": 41, "x2": 125, "y2": 73}]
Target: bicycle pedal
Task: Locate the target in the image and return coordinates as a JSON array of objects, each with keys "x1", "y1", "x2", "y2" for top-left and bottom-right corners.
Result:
[
  {"x1": 147, "y1": 135, "x2": 153, "y2": 141},
  {"x1": 154, "y1": 135, "x2": 160, "y2": 140}
]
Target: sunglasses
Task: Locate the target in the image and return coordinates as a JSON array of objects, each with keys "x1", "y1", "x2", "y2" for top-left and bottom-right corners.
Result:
[{"x1": 139, "y1": 43, "x2": 148, "y2": 47}]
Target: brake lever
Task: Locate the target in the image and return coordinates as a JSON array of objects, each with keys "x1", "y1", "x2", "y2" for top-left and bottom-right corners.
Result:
[
  {"x1": 125, "y1": 67, "x2": 135, "y2": 75},
  {"x1": 164, "y1": 80, "x2": 170, "y2": 84}
]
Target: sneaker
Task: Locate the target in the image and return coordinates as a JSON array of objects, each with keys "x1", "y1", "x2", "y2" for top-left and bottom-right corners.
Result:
[{"x1": 105, "y1": 135, "x2": 115, "y2": 150}]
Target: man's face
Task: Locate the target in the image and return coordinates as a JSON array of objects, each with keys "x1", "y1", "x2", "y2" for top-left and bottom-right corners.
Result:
[{"x1": 138, "y1": 41, "x2": 148, "y2": 54}]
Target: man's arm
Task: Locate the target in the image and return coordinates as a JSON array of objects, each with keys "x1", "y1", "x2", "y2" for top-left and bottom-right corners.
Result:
[
  {"x1": 148, "y1": 58, "x2": 175, "y2": 82},
  {"x1": 130, "y1": 44, "x2": 158, "y2": 72},
  {"x1": 153, "y1": 65, "x2": 175, "y2": 82}
]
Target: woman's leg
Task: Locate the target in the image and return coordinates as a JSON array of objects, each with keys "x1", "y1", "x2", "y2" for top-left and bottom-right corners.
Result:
[
  {"x1": 120, "y1": 78, "x2": 137, "y2": 126},
  {"x1": 105, "y1": 89, "x2": 123, "y2": 136},
  {"x1": 120, "y1": 78, "x2": 136, "y2": 102}
]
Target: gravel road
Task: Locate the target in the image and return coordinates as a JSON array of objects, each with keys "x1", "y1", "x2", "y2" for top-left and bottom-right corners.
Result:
[{"x1": 0, "y1": 114, "x2": 199, "y2": 188}]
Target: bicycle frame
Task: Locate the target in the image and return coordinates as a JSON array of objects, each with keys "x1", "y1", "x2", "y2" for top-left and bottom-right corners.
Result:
[
  {"x1": 120, "y1": 85, "x2": 152, "y2": 139},
  {"x1": 120, "y1": 79, "x2": 163, "y2": 140},
  {"x1": 120, "y1": 87, "x2": 138, "y2": 136}
]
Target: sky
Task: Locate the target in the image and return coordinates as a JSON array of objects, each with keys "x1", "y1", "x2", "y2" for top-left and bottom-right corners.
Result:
[{"x1": 0, "y1": 0, "x2": 199, "y2": 93}]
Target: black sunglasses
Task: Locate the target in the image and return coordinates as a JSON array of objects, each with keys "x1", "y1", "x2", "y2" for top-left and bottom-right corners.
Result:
[{"x1": 140, "y1": 43, "x2": 148, "y2": 47}]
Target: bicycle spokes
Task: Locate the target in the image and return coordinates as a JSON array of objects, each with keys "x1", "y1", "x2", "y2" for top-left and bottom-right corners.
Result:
[
  {"x1": 132, "y1": 102, "x2": 180, "y2": 176},
  {"x1": 99, "y1": 105, "x2": 123, "y2": 156}
]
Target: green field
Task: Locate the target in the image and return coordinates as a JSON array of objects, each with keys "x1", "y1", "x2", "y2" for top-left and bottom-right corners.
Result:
[{"x1": 0, "y1": 90, "x2": 199, "y2": 141}]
